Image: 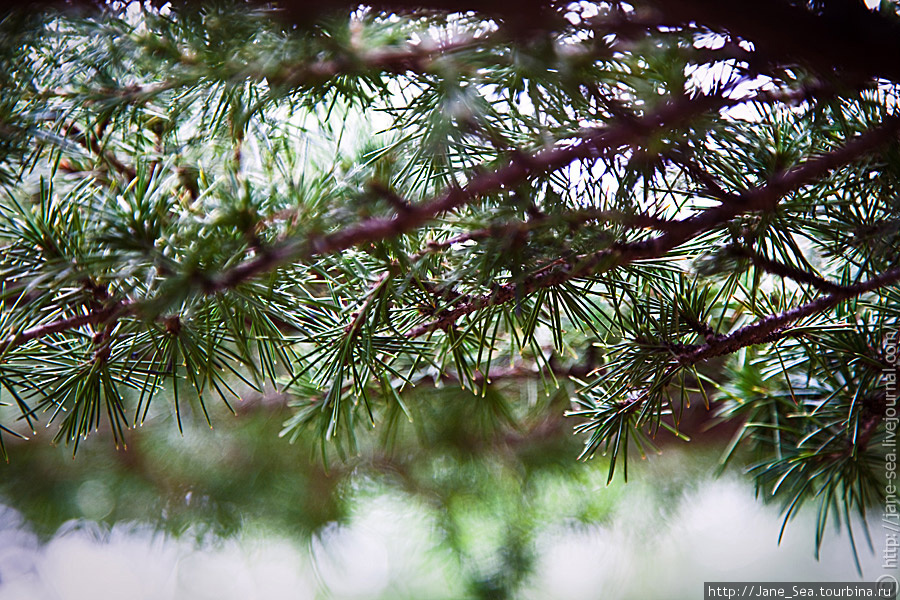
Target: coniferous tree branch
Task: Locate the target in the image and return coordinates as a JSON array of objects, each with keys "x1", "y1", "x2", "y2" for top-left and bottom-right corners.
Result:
[
  {"x1": 267, "y1": 34, "x2": 498, "y2": 88},
  {"x1": 414, "y1": 208, "x2": 678, "y2": 257},
  {"x1": 0, "y1": 301, "x2": 132, "y2": 355},
  {"x1": 58, "y1": 122, "x2": 137, "y2": 181},
  {"x1": 0, "y1": 90, "x2": 757, "y2": 352},
  {"x1": 725, "y1": 244, "x2": 845, "y2": 294},
  {"x1": 675, "y1": 264, "x2": 900, "y2": 365},
  {"x1": 6, "y1": 91, "x2": 893, "y2": 357},
  {"x1": 407, "y1": 115, "x2": 900, "y2": 337},
  {"x1": 208, "y1": 90, "x2": 734, "y2": 291}
]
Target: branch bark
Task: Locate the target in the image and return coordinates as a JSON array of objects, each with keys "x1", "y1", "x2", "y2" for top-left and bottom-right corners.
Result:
[
  {"x1": 726, "y1": 245, "x2": 845, "y2": 294},
  {"x1": 0, "y1": 301, "x2": 133, "y2": 355},
  {"x1": 676, "y1": 264, "x2": 900, "y2": 364},
  {"x1": 210, "y1": 91, "x2": 732, "y2": 292},
  {"x1": 0, "y1": 91, "x2": 727, "y2": 354},
  {"x1": 406, "y1": 115, "x2": 900, "y2": 337},
  {"x1": 6, "y1": 95, "x2": 895, "y2": 353}
]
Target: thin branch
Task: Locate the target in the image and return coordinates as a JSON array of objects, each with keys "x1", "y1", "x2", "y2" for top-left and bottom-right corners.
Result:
[
  {"x1": 0, "y1": 300, "x2": 133, "y2": 355},
  {"x1": 6, "y1": 95, "x2": 895, "y2": 352},
  {"x1": 344, "y1": 272, "x2": 391, "y2": 336},
  {"x1": 267, "y1": 35, "x2": 492, "y2": 88},
  {"x1": 668, "y1": 152, "x2": 740, "y2": 203},
  {"x1": 727, "y1": 245, "x2": 845, "y2": 293},
  {"x1": 413, "y1": 208, "x2": 677, "y2": 259},
  {"x1": 676, "y1": 265, "x2": 900, "y2": 364},
  {"x1": 419, "y1": 353, "x2": 598, "y2": 388},
  {"x1": 406, "y1": 116, "x2": 900, "y2": 337},
  {"x1": 49, "y1": 35, "x2": 492, "y2": 106},
  {"x1": 59, "y1": 122, "x2": 136, "y2": 181},
  {"x1": 210, "y1": 91, "x2": 733, "y2": 292}
]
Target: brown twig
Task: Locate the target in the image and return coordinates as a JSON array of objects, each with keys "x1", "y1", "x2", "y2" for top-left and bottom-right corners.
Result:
[
  {"x1": 210, "y1": 91, "x2": 733, "y2": 292},
  {"x1": 676, "y1": 265, "x2": 900, "y2": 365},
  {"x1": 0, "y1": 92, "x2": 718, "y2": 354},
  {"x1": 59, "y1": 123, "x2": 137, "y2": 181},
  {"x1": 6, "y1": 94, "x2": 896, "y2": 354},
  {"x1": 727, "y1": 244, "x2": 845, "y2": 293},
  {"x1": 405, "y1": 115, "x2": 900, "y2": 337},
  {"x1": 668, "y1": 152, "x2": 740, "y2": 203},
  {"x1": 267, "y1": 34, "x2": 492, "y2": 88},
  {"x1": 0, "y1": 300, "x2": 134, "y2": 355},
  {"x1": 414, "y1": 208, "x2": 676, "y2": 259}
]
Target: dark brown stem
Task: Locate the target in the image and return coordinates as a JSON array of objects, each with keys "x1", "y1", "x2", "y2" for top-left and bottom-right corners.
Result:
[
  {"x1": 406, "y1": 116, "x2": 900, "y2": 337},
  {"x1": 7, "y1": 98, "x2": 897, "y2": 353},
  {"x1": 668, "y1": 152, "x2": 739, "y2": 203},
  {"x1": 728, "y1": 245, "x2": 845, "y2": 293},
  {"x1": 0, "y1": 300, "x2": 133, "y2": 355},
  {"x1": 414, "y1": 208, "x2": 676, "y2": 259},
  {"x1": 269, "y1": 35, "x2": 492, "y2": 88},
  {"x1": 211, "y1": 91, "x2": 733, "y2": 292},
  {"x1": 60, "y1": 123, "x2": 137, "y2": 181},
  {"x1": 677, "y1": 265, "x2": 900, "y2": 364}
]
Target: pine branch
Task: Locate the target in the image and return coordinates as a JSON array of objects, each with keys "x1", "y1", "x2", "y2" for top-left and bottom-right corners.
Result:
[
  {"x1": 52, "y1": 34, "x2": 493, "y2": 107},
  {"x1": 677, "y1": 264, "x2": 900, "y2": 364},
  {"x1": 415, "y1": 352, "x2": 598, "y2": 389},
  {"x1": 3, "y1": 97, "x2": 895, "y2": 362},
  {"x1": 267, "y1": 34, "x2": 495, "y2": 88},
  {"x1": 4, "y1": 1, "x2": 898, "y2": 565},
  {"x1": 0, "y1": 300, "x2": 133, "y2": 355},
  {"x1": 726, "y1": 244, "x2": 845, "y2": 293},
  {"x1": 668, "y1": 152, "x2": 739, "y2": 203},
  {"x1": 415, "y1": 208, "x2": 676, "y2": 258},
  {"x1": 211, "y1": 91, "x2": 733, "y2": 292},
  {"x1": 58, "y1": 122, "x2": 136, "y2": 181},
  {"x1": 407, "y1": 115, "x2": 900, "y2": 337}
]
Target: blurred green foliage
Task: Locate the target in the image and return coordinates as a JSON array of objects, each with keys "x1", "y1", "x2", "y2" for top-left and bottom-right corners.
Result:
[{"x1": 0, "y1": 379, "x2": 729, "y2": 598}]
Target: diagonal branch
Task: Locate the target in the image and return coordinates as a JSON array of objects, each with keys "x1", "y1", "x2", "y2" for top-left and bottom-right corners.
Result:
[
  {"x1": 668, "y1": 152, "x2": 740, "y2": 203},
  {"x1": 406, "y1": 115, "x2": 900, "y2": 337},
  {"x1": 414, "y1": 208, "x2": 677, "y2": 259},
  {"x1": 51, "y1": 35, "x2": 494, "y2": 106},
  {"x1": 6, "y1": 94, "x2": 895, "y2": 354},
  {"x1": 0, "y1": 300, "x2": 133, "y2": 355},
  {"x1": 676, "y1": 264, "x2": 900, "y2": 365},
  {"x1": 726, "y1": 245, "x2": 845, "y2": 293},
  {"x1": 0, "y1": 92, "x2": 727, "y2": 354},
  {"x1": 210, "y1": 91, "x2": 732, "y2": 292},
  {"x1": 59, "y1": 123, "x2": 137, "y2": 181},
  {"x1": 267, "y1": 35, "x2": 495, "y2": 88}
]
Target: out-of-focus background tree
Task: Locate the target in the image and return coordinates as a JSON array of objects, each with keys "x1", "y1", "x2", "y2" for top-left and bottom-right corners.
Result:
[{"x1": 0, "y1": 394, "x2": 885, "y2": 599}]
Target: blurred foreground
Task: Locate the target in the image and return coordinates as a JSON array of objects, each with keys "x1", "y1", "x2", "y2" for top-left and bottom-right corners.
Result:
[
  {"x1": 0, "y1": 474, "x2": 884, "y2": 600},
  {"x1": 0, "y1": 395, "x2": 890, "y2": 600}
]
